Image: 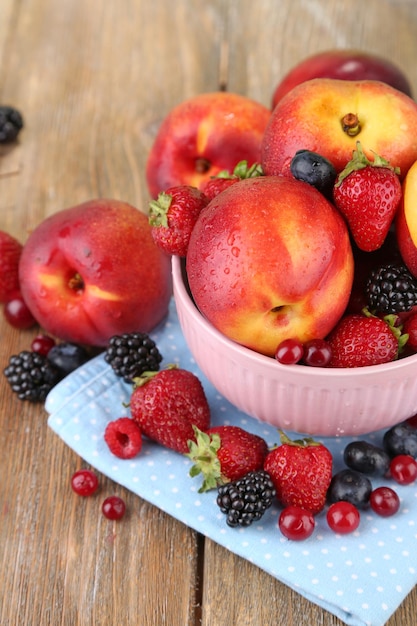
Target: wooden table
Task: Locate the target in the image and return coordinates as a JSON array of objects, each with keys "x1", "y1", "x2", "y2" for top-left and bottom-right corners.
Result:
[{"x1": 1, "y1": 1, "x2": 417, "y2": 624}]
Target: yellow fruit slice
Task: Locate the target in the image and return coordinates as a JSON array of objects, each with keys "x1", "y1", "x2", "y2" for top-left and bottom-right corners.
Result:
[{"x1": 403, "y1": 159, "x2": 417, "y2": 248}]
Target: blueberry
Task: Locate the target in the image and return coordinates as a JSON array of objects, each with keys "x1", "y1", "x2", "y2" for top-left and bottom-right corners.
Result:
[
  {"x1": 327, "y1": 469, "x2": 372, "y2": 509},
  {"x1": 383, "y1": 422, "x2": 417, "y2": 459},
  {"x1": 290, "y1": 149, "x2": 337, "y2": 197},
  {"x1": 343, "y1": 441, "x2": 390, "y2": 477},
  {"x1": 47, "y1": 342, "x2": 90, "y2": 376}
]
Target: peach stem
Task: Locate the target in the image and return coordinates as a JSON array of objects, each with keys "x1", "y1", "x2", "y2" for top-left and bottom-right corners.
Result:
[{"x1": 341, "y1": 113, "x2": 361, "y2": 137}]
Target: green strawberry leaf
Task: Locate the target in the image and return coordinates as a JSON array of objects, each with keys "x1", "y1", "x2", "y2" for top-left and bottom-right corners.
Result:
[
  {"x1": 335, "y1": 141, "x2": 401, "y2": 187},
  {"x1": 186, "y1": 426, "x2": 225, "y2": 492}
]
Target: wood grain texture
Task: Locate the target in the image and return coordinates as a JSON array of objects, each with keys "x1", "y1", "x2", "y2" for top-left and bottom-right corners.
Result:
[{"x1": 1, "y1": 1, "x2": 417, "y2": 625}]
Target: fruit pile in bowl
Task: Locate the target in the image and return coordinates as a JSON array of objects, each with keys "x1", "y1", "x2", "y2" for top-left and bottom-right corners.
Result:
[
  {"x1": 146, "y1": 50, "x2": 417, "y2": 437},
  {"x1": 172, "y1": 254, "x2": 417, "y2": 437}
]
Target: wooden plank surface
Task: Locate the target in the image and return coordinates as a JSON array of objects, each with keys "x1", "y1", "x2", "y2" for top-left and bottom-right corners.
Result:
[{"x1": 1, "y1": 1, "x2": 417, "y2": 625}]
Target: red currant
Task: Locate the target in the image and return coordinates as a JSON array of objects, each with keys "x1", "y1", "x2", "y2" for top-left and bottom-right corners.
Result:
[
  {"x1": 389, "y1": 454, "x2": 417, "y2": 485},
  {"x1": 302, "y1": 338, "x2": 332, "y2": 367},
  {"x1": 403, "y1": 313, "x2": 417, "y2": 352},
  {"x1": 370, "y1": 486, "x2": 400, "y2": 517},
  {"x1": 102, "y1": 496, "x2": 126, "y2": 520},
  {"x1": 278, "y1": 506, "x2": 315, "y2": 540},
  {"x1": 326, "y1": 501, "x2": 360, "y2": 534},
  {"x1": 275, "y1": 338, "x2": 304, "y2": 365},
  {"x1": 31, "y1": 334, "x2": 56, "y2": 356},
  {"x1": 3, "y1": 291, "x2": 36, "y2": 329},
  {"x1": 71, "y1": 469, "x2": 99, "y2": 496}
]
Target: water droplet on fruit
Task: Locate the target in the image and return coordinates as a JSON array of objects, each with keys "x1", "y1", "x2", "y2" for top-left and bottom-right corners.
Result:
[
  {"x1": 227, "y1": 232, "x2": 237, "y2": 246},
  {"x1": 231, "y1": 246, "x2": 240, "y2": 257},
  {"x1": 224, "y1": 267, "x2": 230, "y2": 275}
]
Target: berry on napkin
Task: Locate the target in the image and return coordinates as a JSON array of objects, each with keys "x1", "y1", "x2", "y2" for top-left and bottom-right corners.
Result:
[
  {"x1": 187, "y1": 424, "x2": 269, "y2": 492},
  {"x1": 264, "y1": 431, "x2": 333, "y2": 515},
  {"x1": 130, "y1": 365, "x2": 211, "y2": 454}
]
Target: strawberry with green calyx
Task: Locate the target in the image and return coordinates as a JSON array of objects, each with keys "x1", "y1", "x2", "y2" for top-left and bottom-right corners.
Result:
[
  {"x1": 333, "y1": 141, "x2": 402, "y2": 252},
  {"x1": 327, "y1": 307, "x2": 408, "y2": 368},
  {"x1": 129, "y1": 365, "x2": 211, "y2": 454},
  {"x1": 148, "y1": 184, "x2": 209, "y2": 257},
  {"x1": 199, "y1": 160, "x2": 264, "y2": 201},
  {"x1": 186, "y1": 425, "x2": 269, "y2": 493},
  {"x1": 264, "y1": 431, "x2": 333, "y2": 515}
]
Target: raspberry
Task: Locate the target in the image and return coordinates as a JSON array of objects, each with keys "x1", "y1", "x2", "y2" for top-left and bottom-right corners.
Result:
[
  {"x1": 104, "y1": 417, "x2": 143, "y2": 459},
  {"x1": 4, "y1": 350, "x2": 62, "y2": 401},
  {"x1": 105, "y1": 332, "x2": 163, "y2": 383}
]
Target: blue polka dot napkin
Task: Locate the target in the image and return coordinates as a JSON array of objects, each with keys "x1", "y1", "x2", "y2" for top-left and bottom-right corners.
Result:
[{"x1": 46, "y1": 299, "x2": 417, "y2": 626}]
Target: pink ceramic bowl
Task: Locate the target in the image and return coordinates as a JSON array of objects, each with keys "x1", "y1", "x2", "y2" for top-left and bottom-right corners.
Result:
[{"x1": 172, "y1": 256, "x2": 417, "y2": 437}]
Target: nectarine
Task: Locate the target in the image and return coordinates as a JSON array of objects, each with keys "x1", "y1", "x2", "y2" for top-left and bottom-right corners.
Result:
[
  {"x1": 19, "y1": 199, "x2": 172, "y2": 346},
  {"x1": 146, "y1": 92, "x2": 270, "y2": 198},
  {"x1": 262, "y1": 78, "x2": 417, "y2": 179},
  {"x1": 186, "y1": 176, "x2": 354, "y2": 357}
]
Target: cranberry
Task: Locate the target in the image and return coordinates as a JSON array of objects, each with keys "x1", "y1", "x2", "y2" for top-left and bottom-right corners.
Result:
[
  {"x1": 3, "y1": 291, "x2": 36, "y2": 329},
  {"x1": 102, "y1": 496, "x2": 126, "y2": 520},
  {"x1": 71, "y1": 469, "x2": 99, "y2": 496},
  {"x1": 326, "y1": 501, "x2": 360, "y2": 534},
  {"x1": 389, "y1": 455, "x2": 417, "y2": 485},
  {"x1": 275, "y1": 338, "x2": 304, "y2": 365},
  {"x1": 403, "y1": 313, "x2": 417, "y2": 351},
  {"x1": 370, "y1": 486, "x2": 400, "y2": 517},
  {"x1": 302, "y1": 338, "x2": 332, "y2": 367},
  {"x1": 406, "y1": 413, "x2": 417, "y2": 429},
  {"x1": 278, "y1": 506, "x2": 315, "y2": 540},
  {"x1": 31, "y1": 334, "x2": 56, "y2": 356}
]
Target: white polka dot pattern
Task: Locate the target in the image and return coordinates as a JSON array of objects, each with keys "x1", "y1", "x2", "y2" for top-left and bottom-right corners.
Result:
[{"x1": 46, "y1": 300, "x2": 417, "y2": 626}]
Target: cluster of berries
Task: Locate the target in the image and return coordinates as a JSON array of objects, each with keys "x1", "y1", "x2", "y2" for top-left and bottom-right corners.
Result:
[
  {"x1": 216, "y1": 420, "x2": 417, "y2": 540},
  {"x1": 3, "y1": 335, "x2": 91, "y2": 401},
  {"x1": 95, "y1": 332, "x2": 417, "y2": 538},
  {"x1": 71, "y1": 468, "x2": 126, "y2": 520},
  {"x1": 274, "y1": 307, "x2": 408, "y2": 369},
  {"x1": 3, "y1": 330, "x2": 163, "y2": 402},
  {"x1": 148, "y1": 146, "x2": 417, "y2": 369},
  {"x1": 279, "y1": 146, "x2": 417, "y2": 367}
]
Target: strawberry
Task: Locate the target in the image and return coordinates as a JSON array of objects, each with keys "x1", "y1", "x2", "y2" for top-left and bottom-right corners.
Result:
[
  {"x1": 264, "y1": 431, "x2": 333, "y2": 515},
  {"x1": 130, "y1": 365, "x2": 211, "y2": 454},
  {"x1": 327, "y1": 310, "x2": 407, "y2": 368},
  {"x1": 148, "y1": 185, "x2": 209, "y2": 256},
  {"x1": 199, "y1": 160, "x2": 264, "y2": 201},
  {"x1": 0, "y1": 230, "x2": 23, "y2": 302},
  {"x1": 186, "y1": 425, "x2": 268, "y2": 492},
  {"x1": 333, "y1": 141, "x2": 402, "y2": 252}
]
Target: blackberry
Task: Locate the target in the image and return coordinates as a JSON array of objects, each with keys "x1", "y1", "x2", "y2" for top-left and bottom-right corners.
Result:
[
  {"x1": 365, "y1": 263, "x2": 417, "y2": 313},
  {"x1": 104, "y1": 332, "x2": 163, "y2": 383},
  {"x1": 216, "y1": 470, "x2": 276, "y2": 527},
  {"x1": 0, "y1": 105, "x2": 24, "y2": 142},
  {"x1": 4, "y1": 350, "x2": 62, "y2": 402}
]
